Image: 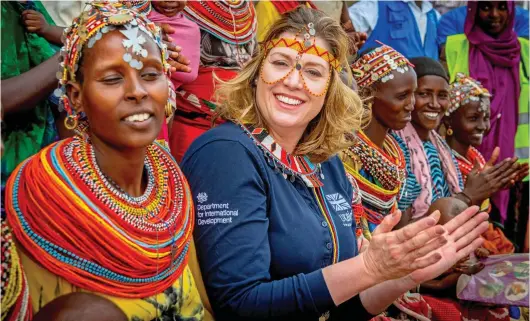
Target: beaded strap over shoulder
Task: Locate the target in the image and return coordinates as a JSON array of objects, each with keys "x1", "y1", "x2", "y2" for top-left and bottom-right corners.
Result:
[{"x1": 239, "y1": 123, "x2": 324, "y2": 187}]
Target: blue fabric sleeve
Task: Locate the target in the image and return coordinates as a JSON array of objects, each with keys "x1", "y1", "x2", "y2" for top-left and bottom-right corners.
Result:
[
  {"x1": 515, "y1": 7, "x2": 529, "y2": 38},
  {"x1": 180, "y1": 140, "x2": 336, "y2": 320},
  {"x1": 437, "y1": 7, "x2": 465, "y2": 46}
]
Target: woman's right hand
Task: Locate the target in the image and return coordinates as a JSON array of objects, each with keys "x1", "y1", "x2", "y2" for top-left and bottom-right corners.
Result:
[
  {"x1": 463, "y1": 153, "x2": 520, "y2": 204},
  {"x1": 407, "y1": 206, "x2": 489, "y2": 284},
  {"x1": 360, "y1": 210, "x2": 448, "y2": 283},
  {"x1": 361, "y1": 206, "x2": 488, "y2": 284}
]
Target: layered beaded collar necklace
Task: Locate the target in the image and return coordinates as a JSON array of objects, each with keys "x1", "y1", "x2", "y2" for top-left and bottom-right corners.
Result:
[
  {"x1": 63, "y1": 137, "x2": 183, "y2": 231},
  {"x1": 184, "y1": 0, "x2": 257, "y2": 45},
  {"x1": 345, "y1": 131, "x2": 406, "y2": 191},
  {"x1": 452, "y1": 146, "x2": 485, "y2": 183},
  {"x1": 6, "y1": 136, "x2": 194, "y2": 298},
  {"x1": 1, "y1": 217, "x2": 30, "y2": 321},
  {"x1": 343, "y1": 131, "x2": 406, "y2": 227}
]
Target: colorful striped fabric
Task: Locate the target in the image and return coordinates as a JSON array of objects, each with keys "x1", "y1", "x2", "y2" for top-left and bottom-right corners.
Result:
[
  {"x1": 424, "y1": 141, "x2": 452, "y2": 202},
  {"x1": 392, "y1": 133, "x2": 422, "y2": 213}
]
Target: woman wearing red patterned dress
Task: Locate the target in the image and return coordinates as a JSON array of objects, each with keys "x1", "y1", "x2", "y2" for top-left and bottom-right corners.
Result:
[
  {"x1": 169, "y1": 0, "x2": 257, "y2": 162},
  {"x1": 444, "y1": 73, "x2": 528, "y2": 254},
  {"x1": 343, "y1": 43, "x2": 417, "y2": 240}
]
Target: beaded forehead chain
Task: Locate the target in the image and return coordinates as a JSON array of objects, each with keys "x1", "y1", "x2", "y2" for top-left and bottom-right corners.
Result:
[
  {"x1": 260, "y1": 23, "x2": 341, "y2": 97},
  {"x1": 351, "y1": 42, "x2": 413, "y2": 88},
  {"x1": 261, "y1": 23, "x2": 342, "y2": 72},
  {"x1": 446, "y1": 73, "x2": 491, "y2": 116},
  {"x1": 54, "y1": 2, "x2": 174, "y2": 131}
]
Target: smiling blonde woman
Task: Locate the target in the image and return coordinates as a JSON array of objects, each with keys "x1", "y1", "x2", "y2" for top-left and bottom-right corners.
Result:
[{"x1": 181, "y1": 6, "x2": 489, "y2": 321}]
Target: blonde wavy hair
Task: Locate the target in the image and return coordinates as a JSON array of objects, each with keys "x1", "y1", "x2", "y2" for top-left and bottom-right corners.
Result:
[{"x1": 214, "y1": 6, "x2": 364, "y2": 163}]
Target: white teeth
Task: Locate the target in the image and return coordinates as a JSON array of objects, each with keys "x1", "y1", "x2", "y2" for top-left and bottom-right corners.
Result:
[
  {"x1": 424, "y1": 112, "x2": 439, "y2": 120},
  {"x1": 124, "y1": 113, "x2": 150, "y2": 122},
  {"x1": 276, "y1": 95, "x2": 303, "y2": 106}
]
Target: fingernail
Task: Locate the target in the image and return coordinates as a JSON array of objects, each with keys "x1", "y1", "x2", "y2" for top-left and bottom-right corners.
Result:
[
  {"x1": 175, "y1": 46, "x2": 182, "y2": 51},
  {"x1": 436, "y1": 226, "x2": 445, "y2": 235}
]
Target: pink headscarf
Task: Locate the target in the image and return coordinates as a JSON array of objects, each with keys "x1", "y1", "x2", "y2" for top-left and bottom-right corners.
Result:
[{"x1": 397, "y1": 123, "x2": 463, "y2": 219}]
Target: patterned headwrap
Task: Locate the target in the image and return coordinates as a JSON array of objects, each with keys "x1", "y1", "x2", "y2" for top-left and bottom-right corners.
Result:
[
  {"x1": 351, "y1": 42, "x2": 413, "y2": 88},
  {"x1": 53, "y1": 2, "x2": 174, "y2": 131},
  {"x1": 446, "y1": 72, "x2": 491, "y2": 116}
]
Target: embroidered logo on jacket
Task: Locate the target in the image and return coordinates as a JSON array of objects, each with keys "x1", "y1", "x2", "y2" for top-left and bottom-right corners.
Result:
[
  {"x1": 326, "y1": 193, "x2": 353, "y2": 227},
  {"x1": 197, "y1": 192, "x2": 208, "y2": 203},
  {"x1": 325, "y1": 193, "x2": 350, "y2": 211}
]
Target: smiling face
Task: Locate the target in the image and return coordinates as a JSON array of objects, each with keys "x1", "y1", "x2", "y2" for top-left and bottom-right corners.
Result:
[
  {"x1": 476, "y1": 1, "x2": 509, "y2": 37},
  {"x1": 372, "y1": 69, "x2": 417, "y2": 130},
  {"x1": 412, "y1": 75, "x2": 450, "y2": 134},
  {"x1": 68, "y1": 29, "x2": 168, "y2": 149},
  {"x1": 256, "y1": 32, "x2": 331, "y2": 135},
  {"x1": 151, "y1": 0, "x2": 187, "y2": 17},
  {"x1": 448, "y1": 99, "x2": 491, "y2": 147}
]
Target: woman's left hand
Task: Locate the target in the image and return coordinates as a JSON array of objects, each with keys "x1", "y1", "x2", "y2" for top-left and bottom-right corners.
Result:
[
  {"x1": 407, "y1": 206, "x2": 489, "y2": 284},
  {"x1": 157, "y1": 23, "x2": 192, "y2": 73}
]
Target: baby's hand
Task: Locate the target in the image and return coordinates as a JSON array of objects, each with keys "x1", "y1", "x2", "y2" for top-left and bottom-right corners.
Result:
[
  {"x1": 474, "y1": 247, "x2": 490, "y2": 259},
  {"x1": 455, "y1": 262, "x2": 485, "y2": 275}
]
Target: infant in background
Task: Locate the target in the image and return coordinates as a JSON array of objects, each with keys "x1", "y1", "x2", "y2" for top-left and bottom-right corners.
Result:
[{"x1": 420, "y1": 198, "x2": 490, "y2": 296}]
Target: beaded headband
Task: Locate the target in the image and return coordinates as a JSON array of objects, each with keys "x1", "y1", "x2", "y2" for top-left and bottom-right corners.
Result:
[
  {"x1": 54, "y1": 2, "x2": 174, "y2": 131},
  {"x1": 261, "y1": 21, "x2": 341, "y2": 73},
  {"x1": 259, "y1": 23, "x2": 341, "y2": 97},
  {"x1": 262, "y1": 37, "x2": 342, "y2": 72},
  {"x1": 351, "y1": 42, "x2": 413, "y2": 88},
  {"x1": 446, "y1": 73, "x2": 491, "y2": 116}
]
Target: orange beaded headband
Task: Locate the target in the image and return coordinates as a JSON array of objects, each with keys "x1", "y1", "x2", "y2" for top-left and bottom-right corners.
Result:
[
  {"x1": 260, "y1": 22, "x2": 342, "y2": 72},
  {"x1": 262, "y1": 38, "x2": 342, "y2": 72},
  {"x1": 351, "y1": 42, "x2": 413, "y2": 88},
  {"x1": 258, "y1": 23, "x2": 340, "y2": 97}
]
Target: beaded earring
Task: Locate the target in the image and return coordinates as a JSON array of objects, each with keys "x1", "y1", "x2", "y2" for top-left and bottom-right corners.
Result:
[
  {"x1": 64, "y1": 114, "x2": 79, "y2": 130},
  {"x1": 446, "y1": 127, "x2": 453, "y2": 136}
]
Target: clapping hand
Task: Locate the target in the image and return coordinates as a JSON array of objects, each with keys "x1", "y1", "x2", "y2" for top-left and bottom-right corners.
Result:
[
  {"x1": 464, "y1": 147, "x2": 521, "y2": 204},
  {"x1": 407, "y1": 206, "x2": 489, "y2": 284},
  {"x1": 360, "y1": 210, "x2": 448, "y2": 283}
]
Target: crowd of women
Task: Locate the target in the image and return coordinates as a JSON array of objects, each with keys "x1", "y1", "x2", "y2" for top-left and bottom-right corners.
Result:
[{"x1": 1, "y1": 1, "x2": 528, "y2": 321}]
